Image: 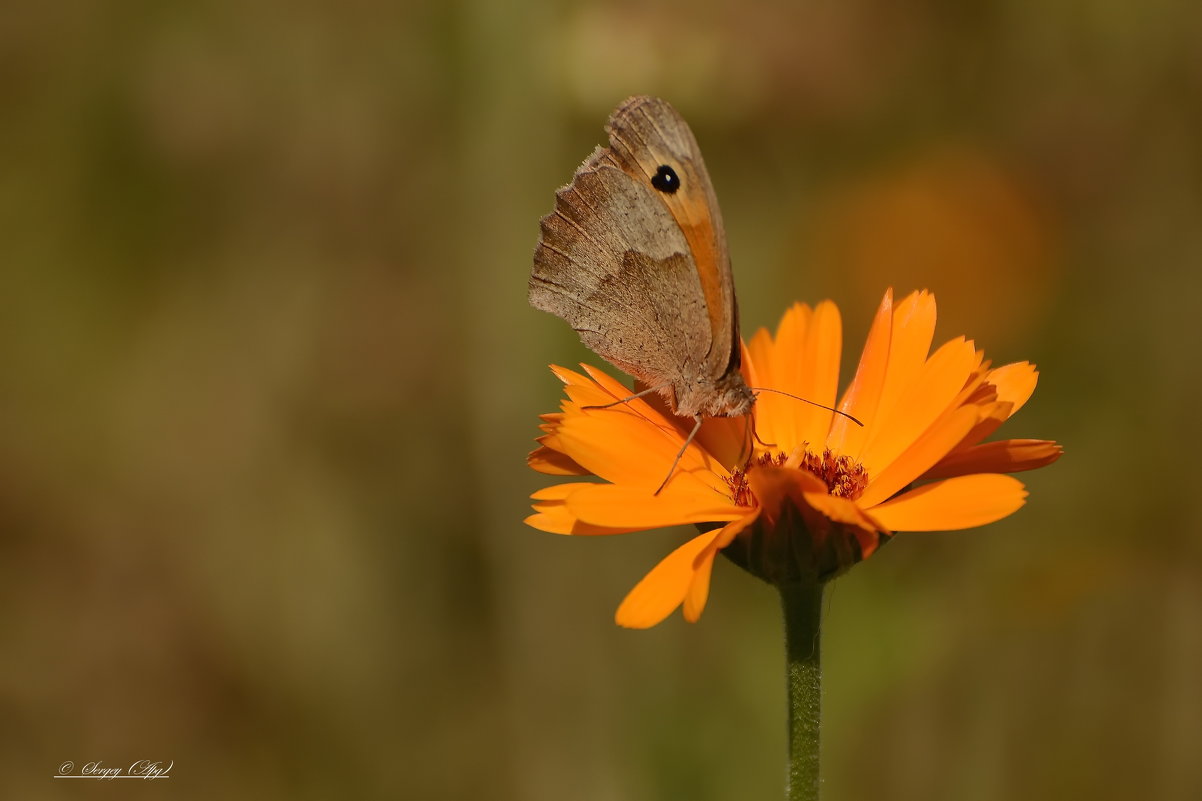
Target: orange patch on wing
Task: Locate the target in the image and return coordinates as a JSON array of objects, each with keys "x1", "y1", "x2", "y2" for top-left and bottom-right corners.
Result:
[{"x1": 682, "y1": 218, "x2": 727, "y2": 349}]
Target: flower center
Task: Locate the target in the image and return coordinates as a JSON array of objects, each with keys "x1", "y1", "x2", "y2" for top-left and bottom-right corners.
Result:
[{"x1": 726, "y1": 447, "x2": 870, "y2": 506}]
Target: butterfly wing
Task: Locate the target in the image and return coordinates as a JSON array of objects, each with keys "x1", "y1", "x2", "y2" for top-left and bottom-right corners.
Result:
[
  {"x1": 602, "y1": 96, "x2": 739, "y2": 383},
  {"x1": 530, "y1": 96, "x2": 742, "y2": 416}
]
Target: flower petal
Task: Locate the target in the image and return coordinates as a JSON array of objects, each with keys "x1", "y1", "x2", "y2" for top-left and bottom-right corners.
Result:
[
  {"x1": 561, "y1": 381, "x2": 632, "y2": 414},
  {"x1": 744, "y1": 327, "x2": 774, "y2": 389},
  {"x1": 554, "y1": 363, "x2": 682, "y2": 434},
  {"x1": 800, "y1": 489, "x2": 887, "y2": 535},
  {"x1": 945, "y1": 399, "x2": 1012, "y2": 454},
  {"x1": 694, "y1": 413, "x2": 752, "y2": 470},
  {"x1": 858, "y1": 405, "x2": 981, "y2": 508},
  {"x1": 987, "y1": 361, "x2": 1039, "y2": 416},
  {"x1": 681, "y1": 512, "x2": 764, "y2": 621},
  {"x1": 829, "y1": 289, "x2": 893, "y2": 455},
  {"x1": 580, "y1": 364, "x2": 676, "y2": 426},
  {"x1": 549, "y1": 363, "x2": 592, "y2": 386},
  {"x1": 528, "y1": 441, "x2": 589, "y2": 475},
  {"x1": 870, "y1": 474, "x2": 1028, "y2": 531},
  {"x1": 921, "y1": 439, "x2": 1063, "y2": 480},
  {"x1": 565, "y1": 483, "x2": 744, "y2": 528},
  {"x1": 616, "y1": 528, "x2": 725, "y2": 628},
  {"x1": 858, "y1": 336, "x2": 981, "y2": 478},
  {"x1": 524, "y1": 507, "x2": 641, "y2": 536},
  {"x1": 747, "y1": 305, "x2": 810, "y2": 450},
  {"x1": 793, "y1": 301, "x2": 843, "y2": 448},
  {"x1": 872, "y1": 289, "x2": 937, "y2": 433},
  {"x1": 941, "y1": 363, "x2": 1040, "y2": 454},
  {"x1": 801, "y1": 489, "x2": 890, "y2": 559},
  {"x1": 771, "y1": 303, "x2": 815, "y2": 449},
  {"x1": 682, "y1": 552, "x2": 716, "y2": 622},
  {"x1": 557, "y1": 406, "x2": 730, "y2": 494},
  {"x1": 526, "y1": 484, "x2": 645, "y2": 535}
]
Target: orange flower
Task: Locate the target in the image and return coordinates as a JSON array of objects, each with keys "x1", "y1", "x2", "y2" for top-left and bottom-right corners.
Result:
[{"x1": 526, "y1": 290, "x2": 1062, "y2": 628}]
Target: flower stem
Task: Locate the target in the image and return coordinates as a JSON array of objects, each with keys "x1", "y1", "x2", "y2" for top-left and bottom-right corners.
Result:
[{"x1": 780, "y1": 582, "x2": 823, "y2": 801}]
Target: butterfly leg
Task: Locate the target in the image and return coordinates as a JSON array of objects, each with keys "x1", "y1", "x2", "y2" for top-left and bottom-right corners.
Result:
[
  {"x1": 582, "y1": 383, "x2": 668, "y2": 411},
  {"x1": 655, "y1": 415, "x2": 704, "y2": 496}
]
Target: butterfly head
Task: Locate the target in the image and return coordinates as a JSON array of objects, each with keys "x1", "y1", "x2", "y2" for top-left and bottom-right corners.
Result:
[{"x1": 675, "y1": 371, "x2": 756, "y2": 419}]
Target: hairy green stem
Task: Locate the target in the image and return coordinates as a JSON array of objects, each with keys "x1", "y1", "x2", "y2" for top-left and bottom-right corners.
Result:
[{"x1": 780, "y1": 582, "x2": 823, "y2": 801}]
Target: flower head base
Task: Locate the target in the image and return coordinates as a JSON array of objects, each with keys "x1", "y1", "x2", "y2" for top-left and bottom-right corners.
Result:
[
  {"x1": 722, "y1": 448, "x2": 885, "y2": 586},
  {"x1": 527, "y1": 290, "x2": 1062, "y2": 628}
]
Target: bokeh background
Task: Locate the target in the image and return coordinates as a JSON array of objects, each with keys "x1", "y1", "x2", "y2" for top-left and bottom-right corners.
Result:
[{"x1": 3, "y1": 1, "x2": 1200, "y2": 799}]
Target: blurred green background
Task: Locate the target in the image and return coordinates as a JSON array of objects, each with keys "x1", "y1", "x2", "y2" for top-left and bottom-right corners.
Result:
[{"x1": 3, "y1": 1, "x2": 1200, "y2": 799}]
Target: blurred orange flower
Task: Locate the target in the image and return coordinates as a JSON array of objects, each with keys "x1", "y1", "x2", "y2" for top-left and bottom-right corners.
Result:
[{"x1": 526, "y1": 290, "x2": 1061, "y2": 628}]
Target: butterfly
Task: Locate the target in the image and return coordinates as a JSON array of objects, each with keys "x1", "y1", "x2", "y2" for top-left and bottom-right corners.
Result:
[{"x1": 530, "y1": 96, "x2": 755, "y2": 491}]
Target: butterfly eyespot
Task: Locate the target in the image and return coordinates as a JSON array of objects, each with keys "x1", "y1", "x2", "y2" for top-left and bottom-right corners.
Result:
[{"x1": 650, "y1": 165, "x2": 680, "y2": 194}]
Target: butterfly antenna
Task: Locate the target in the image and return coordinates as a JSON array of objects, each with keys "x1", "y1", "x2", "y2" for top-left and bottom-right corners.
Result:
[{"x1": 749, "y1": 387, "x2": 864, "y2": 427}]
